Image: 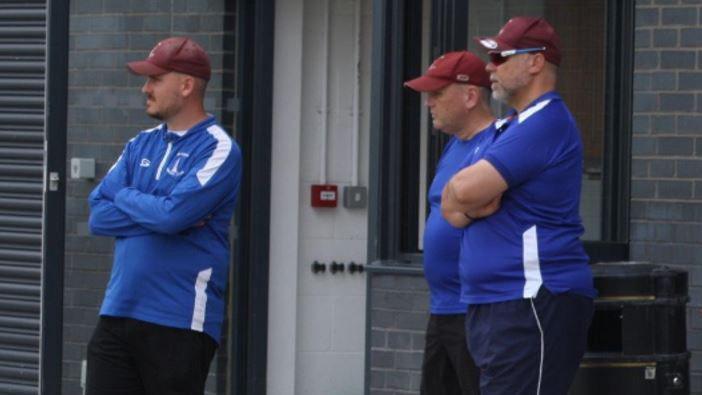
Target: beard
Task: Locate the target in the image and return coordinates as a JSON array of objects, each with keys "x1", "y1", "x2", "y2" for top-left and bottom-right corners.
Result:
[
  {"x1": 146, "y1": 108, "x2": 165, "y2": 121},
  {"x1": 491, "y1": 72, "x2": 530, "y2": 105},
  {"x1": 145, "y1": 96, "x2": 180, "y2": 121},
  {"x1": 145, "y1": 96, "x2": 163, "y2": 120},
  {"x1": 491, "y1": 84, "x2": 508, "y2": 102}
]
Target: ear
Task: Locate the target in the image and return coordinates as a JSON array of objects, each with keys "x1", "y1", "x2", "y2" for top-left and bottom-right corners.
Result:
[
  {"x1": 463, "y1": 86, "x2": 478, "y2": 110},
  {"x1": 528, "y1": 53, "x2": 546, "y2": 75},
  {"x1": 181, "y1": 75, "x2": 196, "y2": 98}
]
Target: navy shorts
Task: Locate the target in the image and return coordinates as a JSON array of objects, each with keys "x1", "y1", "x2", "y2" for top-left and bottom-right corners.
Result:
[{"x1": 466, "y1": 287, "x2": 593, "y2": 395}]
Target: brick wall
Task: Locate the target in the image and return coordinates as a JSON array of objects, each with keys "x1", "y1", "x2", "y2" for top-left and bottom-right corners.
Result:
[
  {"x1": 63, "y1": 1, "x2": 235, "y2": 394},
  {"x1": 631, "y1": 0, "x2": 702, "y2": 393},
  {"x1": 368, "y1": 271, "x2": 428, "y2": 395}
]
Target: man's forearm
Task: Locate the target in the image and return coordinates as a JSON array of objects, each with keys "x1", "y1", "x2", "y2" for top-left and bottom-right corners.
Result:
[
  {"x1": 442, "y1": 159, "x2": 509, "y2": 214},
  {"x1": 442, "y1": 180, "x2": 482, "y2": 214},
  {"x1": 442, "y1": 186, "x2": 503, "y2": 226},
  {"x1": 89, "y1": 198, "x2": 152, "y2": 237}
]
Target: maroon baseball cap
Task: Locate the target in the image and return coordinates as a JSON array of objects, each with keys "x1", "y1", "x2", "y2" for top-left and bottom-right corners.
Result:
[
  {"x1": 474, "y1": 16, "x2": 562, "y2": 66},
  {"x1": 404, "y1": 51, "x2": 490, "y2": 92},
  {"x1": 127, "y1": 36, "x2": 211, "y2": 81}
]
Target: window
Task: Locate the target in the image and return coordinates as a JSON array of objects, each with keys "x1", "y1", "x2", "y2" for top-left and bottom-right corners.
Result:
[
  {"x1": 369, "y1": 0, "x2": 633, "y2": 263},
  {"x1": 466, "y1": 0, "x2": 608, "y2": 241}
]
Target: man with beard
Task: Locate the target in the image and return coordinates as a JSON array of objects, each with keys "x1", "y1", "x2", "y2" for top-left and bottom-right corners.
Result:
[
  {"x1": 404, "y1": 51, "x2": 497, "y2": 395},
  {"x1": 86, "y1": 37, "x2": 241, "y2": 394},
  {"x1": 441, "y1": 17, "x2": 596, "y2": 395}
]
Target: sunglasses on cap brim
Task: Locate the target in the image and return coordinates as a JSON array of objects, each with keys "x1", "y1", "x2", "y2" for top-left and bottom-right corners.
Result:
[{"x1": 489, "y1": 47, "x2": 546, "y2": 65}]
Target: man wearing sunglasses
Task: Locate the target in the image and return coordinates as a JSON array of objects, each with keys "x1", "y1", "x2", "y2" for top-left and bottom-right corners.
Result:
[
  {"x1": 441, "y1": 17, "x2": 596, "y2": 394},
  {"x1": 404, "y1": 51, "x2": 497, "y2": 395}
]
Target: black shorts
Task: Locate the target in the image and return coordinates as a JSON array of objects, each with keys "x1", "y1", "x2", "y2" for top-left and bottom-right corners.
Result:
[
  {"x1": 466, "y1": 287, "x2": 593, "y2": 395},
  {"x1": 421, "y1": 313, "x2": 480, "y2": 395},
  {"x1": 86, "y1": 316, "x2": 218, "y2": 395}
]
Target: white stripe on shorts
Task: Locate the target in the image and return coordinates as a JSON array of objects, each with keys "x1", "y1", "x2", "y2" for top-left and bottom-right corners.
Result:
[{"x1": 529, "y1": 298, "x2": 545, "y2": 395}]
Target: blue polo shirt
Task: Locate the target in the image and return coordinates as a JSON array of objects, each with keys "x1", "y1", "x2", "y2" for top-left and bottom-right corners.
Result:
[
  {"x1": 460, "y1": 92, "x2": 596, "y2": 305},
  {"x1": 423, "y1": 125, "x2": 495, "y2": 314}
]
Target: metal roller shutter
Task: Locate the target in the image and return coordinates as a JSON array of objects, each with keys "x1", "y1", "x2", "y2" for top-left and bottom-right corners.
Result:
[{"x1": 0, "y1": 1, "x2": 46, "y2": 393}]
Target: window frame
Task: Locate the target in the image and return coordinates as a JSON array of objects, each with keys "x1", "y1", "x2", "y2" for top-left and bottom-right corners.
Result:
[
  {"x1": 230, "y1": 0, "x2": 275, "y2": 393},
  {"x1": 367, "y1": 0, "x2": 635, "y2": 265}
]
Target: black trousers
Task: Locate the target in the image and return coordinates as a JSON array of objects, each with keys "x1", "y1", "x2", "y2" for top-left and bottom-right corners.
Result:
[
  {"x1": 420, "y1": 313, "x2": 480, "y2": 395},
  {"x1": 86, "y1": 316, "x2": 217, "y2": 395}
]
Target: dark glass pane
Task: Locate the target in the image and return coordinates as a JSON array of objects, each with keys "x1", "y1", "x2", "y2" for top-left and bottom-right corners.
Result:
[{"x1": 467, "y1": 0, "x2": 607, "y2": 241}]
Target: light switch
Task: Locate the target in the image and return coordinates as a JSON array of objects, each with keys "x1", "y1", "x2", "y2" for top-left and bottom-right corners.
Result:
[{"x1": 343, "y1": 186, "x2": 367, "y2": 209}]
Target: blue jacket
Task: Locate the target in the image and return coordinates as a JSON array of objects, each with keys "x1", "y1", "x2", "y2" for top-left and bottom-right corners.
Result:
[{"x1": 88, "y1": 115, "x2": 241, "y2": 342}]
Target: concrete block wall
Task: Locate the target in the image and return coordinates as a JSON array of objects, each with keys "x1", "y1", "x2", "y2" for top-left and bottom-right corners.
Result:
[
  {"x1": 63, "y1": 1, "x2": 235, "y2": 394},
  {"x1": 368, "y1": 272, "x2": 429, "y2": 395},
  {"x1": 630, "y1": 0, "x2": 702, "y2": 393}
]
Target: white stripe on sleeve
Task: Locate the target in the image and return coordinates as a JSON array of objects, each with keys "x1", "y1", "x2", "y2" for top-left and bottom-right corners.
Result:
[
  {"x1": 518, "y1": 99, "x2": 551, "y2": 123},
  {"x1": 197, "y1": 125, "x2": 232, "y2": 186}
]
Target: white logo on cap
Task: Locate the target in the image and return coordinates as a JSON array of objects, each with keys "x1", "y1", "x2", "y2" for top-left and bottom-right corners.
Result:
[
  {"x1": 456, "y1": 74, "x2": 470, "y2": 82},
  {"x1": 480, "y1": 39, "x2": 498, "y2": 49},
  {"x1": 500, "y1": 19, "x2": 514, "y2": 35},
  {"x1": 147, "y1": 42, "x2": 164, "y2": 59},
  {"x1": 428, "y1": 55, "x2": 447, "y2": 70},
  {"x1": 148, "y1": 47, "x2": 159, "y2": 59}
]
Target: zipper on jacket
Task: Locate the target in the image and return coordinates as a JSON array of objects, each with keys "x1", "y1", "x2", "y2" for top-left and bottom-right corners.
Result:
[{"x1": 155, "y1": 142, "x2": 173, "y2": 180}]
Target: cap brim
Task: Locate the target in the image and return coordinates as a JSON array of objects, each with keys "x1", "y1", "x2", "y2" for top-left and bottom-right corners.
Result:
[
  {"x1": 403, "y1": 75, "x2": 451, "y2": 92},
  {"x1": 126, "y1": 60, "x2": 169, "y2": 77},
  {"x1": 473, "y1": 36, "x2": 514, "y2": 53}
]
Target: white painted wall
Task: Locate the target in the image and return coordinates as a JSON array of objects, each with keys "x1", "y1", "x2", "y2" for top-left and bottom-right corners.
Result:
[{"x1": 269, "y1": 0, "x2": 372, "y2": 394}]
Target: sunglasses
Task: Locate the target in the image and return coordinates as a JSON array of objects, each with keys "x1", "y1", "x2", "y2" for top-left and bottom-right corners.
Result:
[{"x1": 489, "y1": 47, "x2": 546, "y2": 66}]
